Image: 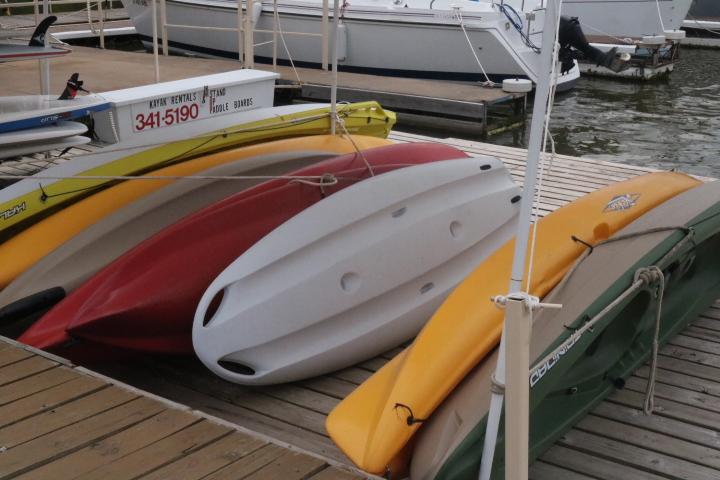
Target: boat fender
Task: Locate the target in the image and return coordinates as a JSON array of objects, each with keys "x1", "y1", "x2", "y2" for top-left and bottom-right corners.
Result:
[
  {"x1": 663, "y1": 29, "x2": 686, "y2": 41},
  {"x1": 251, "y1": 2, "x2": 262, "y2": 24},
  {"x1": 641, "y1": 34, "x2": 666, "y2": 46},
  {"x1": 0, "y1": 286, "x2": 66, "y2": 324},
  {"x1": 334, "y1": 22, "x2": 348, "y2": 62},
  {"x1": 502, "y1": 78, "x2": 532, "y2": 93}
]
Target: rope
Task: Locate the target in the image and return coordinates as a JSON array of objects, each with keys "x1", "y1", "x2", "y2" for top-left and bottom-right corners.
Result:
[
  {"x1": 574, "y1": 20, "x2": 634, "y2": 45},
  {"x1": 454, "y1": 8, "x2": 495, "y2": 87},
  {"x1": 642, "y1": 266, "x2": 664, "y2": 415},
  {"x1": 655, "y1": 0, "x2": 666, "y2": 33},
  {"x1": 86, "y1": 0, "x2": 97, "y2": 35},
  {"x1": 273, "y1": 4, "x2": 301, "y2": 84},
  {"x1": 332, "y1": 104, "x2": 375, "y2": 176},
  {"x1": 498, "y1": 2, "x2": 540, "y2": 53}
]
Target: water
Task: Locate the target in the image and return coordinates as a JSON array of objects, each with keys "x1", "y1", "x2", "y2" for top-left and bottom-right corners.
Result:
[{"x1": 411, "y1": 48, "x2": 720, "y2": 179}]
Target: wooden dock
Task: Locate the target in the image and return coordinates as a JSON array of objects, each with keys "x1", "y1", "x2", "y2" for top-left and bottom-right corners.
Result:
[
  {"x1": 0, "y1": 336, "x2": 365, "y2": 480},
  {"x1": 15, "y1": 131, "x2": 705, "y2": 480}
]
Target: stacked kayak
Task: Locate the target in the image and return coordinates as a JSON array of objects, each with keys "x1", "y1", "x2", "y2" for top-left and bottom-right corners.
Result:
[
  {"x1": 326, "y1": 172, "x2": 701, "y2": 477},
  {"x1": 0, "y1": 135, "x2": 392, "y2": 322},
  {"x1": 0, "y1": 101, "x2": 393, "y2": 240},
  {"x1": 19, "y1": 142, "x2": 466, "y2": 356},
  {"x1": 412, "y1": 179, "x2": 720, "y2": 480},
  {"x1": 193, "y1": 155, "x2": 522, "y2": 385}
]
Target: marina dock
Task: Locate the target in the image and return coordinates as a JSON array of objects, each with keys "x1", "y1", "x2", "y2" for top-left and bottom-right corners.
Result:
[{"x1": 2, "y1": 128, "x2": 718, "y2": 479}]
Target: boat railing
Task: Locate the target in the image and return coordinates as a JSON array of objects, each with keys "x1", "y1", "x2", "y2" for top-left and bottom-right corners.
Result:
[
  {"x1": 154, "y1": 0, "x2": 330, "y2": 76},
  {"x1": 1, "y1": 0, "x2": 110, "y2": 49}
]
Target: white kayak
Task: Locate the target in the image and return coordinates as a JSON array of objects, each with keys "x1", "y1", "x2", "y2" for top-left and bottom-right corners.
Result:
[{"x1": 193, "y1": 156, "x2": 522, "y2": 385}]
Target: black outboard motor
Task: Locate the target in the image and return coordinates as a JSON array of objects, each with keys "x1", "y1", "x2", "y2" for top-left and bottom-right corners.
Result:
[{"x1": 558, "y1": 16, "x2": 629, "y2": 74}]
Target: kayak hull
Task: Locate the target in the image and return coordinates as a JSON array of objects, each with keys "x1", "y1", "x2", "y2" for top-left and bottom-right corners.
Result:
[{"x1": 193, "y1": 156, "x2": 520, "y2": 385}]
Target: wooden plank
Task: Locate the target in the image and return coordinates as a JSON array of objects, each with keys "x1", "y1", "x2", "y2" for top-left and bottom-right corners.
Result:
[
  {"x1": 0, "y1": 386, "x2": 137, "y2": 448},
  {"x1": 669, "y1": 334, "x2": 720, "y2": 356},
  {"x1": 0, "y1": 397, "x2": 165, "y2": 479},
  {"x1": 682, "y1": 325, "x2": 720, "y2": 343},
  {"x1": 592, "y1": 401, "x2": 720, "y2": 450},
  {"x1": 74, "y1": 421, "x2": 231, "y2": 480},
  {"x1": 16, "y1": 410, "x2": 200, "y2": 480},
  {"x1": 529, "y1": 460, "x2": 597, "y2": 480},
  {"x1": 609, "y1": 388, "x2": 720, "y2": 432},
  {"x1": 258, "y1": 384, "x2": 339, "y2": 416},
  {"x1": 307, "y1": 466, "x2": 364, "y2": 480},
  {"x1": 0, "y1": 356, "x2": 57, "y2": 386},
  {"x1": 243, "y1": 450, "x2": 326, "y2": 480},
  {"x1": 575, "y1": 415, "x2": 720, "y2": 470},
  {"x1": 661, "y1": 343, "x2": 720, "y2": 369},
  {"x1": 0, "y1": 366, "x2": 75, "y2": 406},
  {"x1": 0, "y1": 347, "x2": 33, "y2": 368},
  {"x1": 202, "y1": 444, "x2": 288, "y2": 480},
  {"x1": 693, "y1": 315, "x2": 720, "y2": 331},
  {"x1": 623, "y1": 375, "x2": 720, "y2": 414},
  {"x1": 539, "y1": 445, "x2": 666, "y2": 480},
  {"x1": 300, "y1": 376, "x2": 357, "y2": 400},
  {"x1": 0, "y1": 376, "x2": 105, "y2": 428},
  {"x1": 652, "y1": 354, "x2": 720, "y2": 387},
  {"x1": 330, "y1": 367, "x2": 373, "y2": 385},
  {"x1": 559, "y1": 429, "x2": 720, "y2": 480},
  {"x1": 634, "y1": 362, "x2": 720, "y2": 397},
  {"x1": 138, "y1": 431, "x2": 266, "y2": 480}
]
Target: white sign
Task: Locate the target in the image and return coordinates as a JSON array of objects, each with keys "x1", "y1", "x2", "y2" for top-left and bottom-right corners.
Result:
[{"x1": 131, "y1": 85, "x2": 256, "y2": 132}]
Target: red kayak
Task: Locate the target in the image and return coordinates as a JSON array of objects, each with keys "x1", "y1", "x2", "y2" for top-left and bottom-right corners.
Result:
[{"x1": 20, "y1": 142, "x2": 469, "y2": 357}]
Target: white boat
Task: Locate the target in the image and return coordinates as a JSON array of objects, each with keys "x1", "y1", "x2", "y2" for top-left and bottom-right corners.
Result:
[
  {"x1": 512, "y1": 0, "x2": 693, "y2": 38},
  {"x1": 122, "y1": 0, "x2": 580, "y2": 90},
  {"x1": 193, "y1": 156, "x2": 521, "y2": 385}
]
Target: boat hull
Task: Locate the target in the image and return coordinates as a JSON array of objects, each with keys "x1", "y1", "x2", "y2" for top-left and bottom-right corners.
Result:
[
  {"x1": 0, "y1": 101, "x2": 393, "y2": 241},
  {"x1": 413, "y1": 179, "x2": 720, "y2": 480},
  {"x1": 325, "y1": 172, "x2": 701, "y2": 477},
  {"x1": 19, "y1": 142, "x2": 468, "y2": 357},
  {"x1": 123, "y1": 0, "x2": 580, "y2": 88},
  {"x1": 193, "y1": 156, "x2": 520, "y2": 385}
]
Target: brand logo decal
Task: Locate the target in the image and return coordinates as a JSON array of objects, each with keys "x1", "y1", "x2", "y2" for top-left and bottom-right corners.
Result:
[
  {"x1": 603, "y1": 193, "x2": 640, "y2": 213},
  {"x1": 0, "y1": 201, "x2": 26, "y2": 220},
  {"x1": 530, "y1": 334, "x2": 581, "y2": 388}
]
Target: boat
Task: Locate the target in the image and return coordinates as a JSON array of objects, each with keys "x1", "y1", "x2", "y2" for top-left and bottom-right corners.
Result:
[
  {"x1": 0, "y1": 101, "x2": 394, "y2": 240},
  {"x1": 193, "y1": 155, "x2": 521, "y2": 385},
  {"x1": 410, "y1": 178, "x2": 720, "y2": 480},
  {"x1": 556, "y1": 0, "x2": 692, "y2": 37},
  {"x1": 0, "y1": 16, "x2": 71, "y2": 63},
  {"x1": 325, "y1": 171, "x2": 701, "y2": 476},
  {"x1": 687, "y1": 0, "x2": 719, "y2": 18},
  {"x1": 121, "y1": 0, "x2": 581, "y2": 90},
  {"x1": 0, "y1": 135, "x2": 391, "y2": 309},
  {"x1": 18, "y1": 142, "x2": 467, "y2": 357},
  {"x1": 682, "y1": 0, "x2": 720, "y2": 47}
]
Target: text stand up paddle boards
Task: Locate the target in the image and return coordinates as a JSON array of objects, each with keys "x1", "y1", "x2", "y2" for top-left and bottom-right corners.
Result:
[{"x1": 480, "y1": 2, "x2": 563, "y2": 480}]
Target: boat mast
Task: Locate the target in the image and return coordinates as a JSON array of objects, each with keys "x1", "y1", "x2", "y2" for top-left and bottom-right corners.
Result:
[{"x1": 478, "y1": 1, "x2": 562, "y2": 479}]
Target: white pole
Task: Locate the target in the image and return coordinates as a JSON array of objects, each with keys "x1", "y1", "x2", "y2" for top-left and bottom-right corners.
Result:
[
  {"x1": 160, "y1": 0, "x2": 168, "y2": 55},
  {"x1": 39, "y1": 0, "x2": 49, "y2": 95},
  {"x1": 151, "y1": 0, "x2": 160, "y2": 82},
  {"x1": 321, "y1": 0, "x2": 329, "y2": 70},
  {"x1": 477, "y1": 1, "x2": 560, "y2": 479},
  {"x1": 329, "y1": 0, "x2": 339, "y2": 135},
  {"x1": 244, "y1": 0, "x2": 254, "y2": 68},
  {"x1": 237, "y1": 0, "x2": 243, "y2": 62},
  {"x1": 272, "y1": 0, "x2": 278, "y2": 69}
]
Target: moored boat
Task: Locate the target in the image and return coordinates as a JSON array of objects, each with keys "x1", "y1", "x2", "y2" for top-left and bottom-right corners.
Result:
[
  {"x1": 0, "y1": 135, "x2": 392, "y2": 318},
  {"x1": 325, "y1": 171, "x2": 701, "y2": 477},
  {"x1": 0, "y1": 101, "x2": 394, "y2": 240},
  {"x1": 193, "y1": 155, "x2": 521, "y2": 385},
  {"x1": 411, "y1": 178, "x2": 720, "y2": 480},
  {"x1": 19, "y1": 142, "x2": 466, "y2": 357}
]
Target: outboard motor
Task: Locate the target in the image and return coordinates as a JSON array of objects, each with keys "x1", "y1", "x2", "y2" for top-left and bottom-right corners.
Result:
[{"x1": 558, "y1": 16, "x2": 629, "y2": 74}]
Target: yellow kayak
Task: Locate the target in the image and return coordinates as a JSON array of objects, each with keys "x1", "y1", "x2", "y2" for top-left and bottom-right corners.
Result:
[
  {"x1": 0, "y1": 134, "x2": 392, "y2": 290},
  {"x1": 326, "y1": 171, "x2": 701, "y2": 476},
  {"x1": 0, "y1": 101, "x2": 394, "y2": 240}
]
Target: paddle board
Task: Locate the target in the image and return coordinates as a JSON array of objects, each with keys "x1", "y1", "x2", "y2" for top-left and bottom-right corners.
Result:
[
  {"x1": 326, "y1": 172, "x2": 701, "y2": 476},
  {"x1": 0, "y1": 135, "x2": 90, "y2": 160},
  {"x1": 0, "y1": 121, "x2": 87, "y2": 145},
  {"x1": 193, "y1": 156, "x2": 521, "y2": 385},
  {"x1": 19, "y1": 142, "x2": 465, "y2": 357},
  {"x1": 413, "y1": 179, "x2": 720, "y2": 480},
  {"x1": 0, "y1": 101, "x2": 394, "y2": 240},
  {"x1": 0, "y1": 95, "x2": 109, "y2": 134},
  {"x1": 0, "y1": 135, "x2": 392, "y2": 321}
]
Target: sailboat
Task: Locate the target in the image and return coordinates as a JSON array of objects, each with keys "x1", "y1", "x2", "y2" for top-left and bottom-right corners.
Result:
[{"x1": 121, "y1": 0, "x2": 581, "y2": 90}]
